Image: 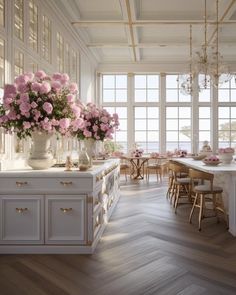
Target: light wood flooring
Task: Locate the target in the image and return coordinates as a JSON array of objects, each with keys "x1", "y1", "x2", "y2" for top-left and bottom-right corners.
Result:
[{"x1": 1, "y1": 176, "x2": 236, "y2": 295}]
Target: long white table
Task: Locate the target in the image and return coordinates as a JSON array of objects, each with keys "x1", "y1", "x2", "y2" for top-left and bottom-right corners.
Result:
[{"x1": 174, "y1": 158, "x2": 236, "y2": 236}]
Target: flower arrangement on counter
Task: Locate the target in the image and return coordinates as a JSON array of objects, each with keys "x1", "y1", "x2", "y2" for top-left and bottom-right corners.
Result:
[
  {"x1": 174, "y1": 149, "x2": 188, "y2": 157},
  {"x1": 73, "y1": 103, "x2": 119, "y2": 141},
  {"x1": 218, "y1": 147, "x2": 234, "y2": 154},
  {"x1": 131, "y1": 148, "x2": 144, "y2": 157},
  {"x1": 0, "y1": 71, "x2": 81, "y2": 139},
  {"x1": 203, "y1": 155, "x2": 220, "y2": 165}
]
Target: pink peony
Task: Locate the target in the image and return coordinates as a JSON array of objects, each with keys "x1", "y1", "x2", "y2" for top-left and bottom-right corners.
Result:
[
  {"x1": 43, "y1": 102, "x2": 53, "y2": 114},
  {"x1": 71, "y1": 118, "x2": 84, "y2": 131},
  {"x1": 51, "y1": 81, "x2": 61, "y2": 91},
  {"x1": 83, "y1": 129, "x2": 92, "y2": 138},
  {"x1": 69, "y1": 83, "x2": 78, "y2": 94},
  {"x1": 17, "y1": 83, "x2": 28, "y2": 93},
  {"x1": 31, "y1": 101, "x2": 38, "y2": 108},
  {"x1": 52, "y1": 73, "x2": 62, "y2": 80},
  {"x1": 35, "y1": 70, "x2": 47, "y2": 80},
  {"x1": 59, "y1": 118, "x2": 71, "y2": 130},
  {"x1": 66, "y1": 94, "x2": 74, "y2": 103},
  {"x1": 40, "y1": 82, "x2": 51, "y2": 94},
  {"x1": 19, "y1": 102, "x2": 31, "y2": 114},
  {"x1": 31, "y1": 82, "x2": 41, "y2": 92},
  {"x1": 23, "y1": 121, "x2": 31, "y2": 129},
  {"x1": 3, "y1": 84, "x2": 17, "y2": 98}
]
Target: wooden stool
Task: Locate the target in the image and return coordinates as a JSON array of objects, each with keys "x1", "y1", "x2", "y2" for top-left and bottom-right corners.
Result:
[
  {"x1": 146, "y1": 158, "x2": 162, "y2": 182},
  {"x1": 168, "y1": 162, "x2": 192, "y2": 213},
  {"x1": 120, "y1": 156, "x2": 130, "y2": 181},
  {"x1": 189, "y1": 169, "x2": 228, "y2": 231}
]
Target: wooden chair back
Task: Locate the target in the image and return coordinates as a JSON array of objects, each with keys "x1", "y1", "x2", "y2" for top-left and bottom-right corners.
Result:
[{"x1": 189, "y1": 169, "x2": 213, "y2": 192}]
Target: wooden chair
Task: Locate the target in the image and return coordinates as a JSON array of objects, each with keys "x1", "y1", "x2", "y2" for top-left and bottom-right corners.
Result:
[
  {"x1": 120, "y1": 156, "x2": 130, "y2": 181},
  {"x1": 189, "y1": 169, "x2": 228, "y2": 231},
  {"x1": 168, "y1": 162, "x2": 192, "y2": 212},
  {"x1": 145, "y1": 158, "x2": 163, "y2": 182}
]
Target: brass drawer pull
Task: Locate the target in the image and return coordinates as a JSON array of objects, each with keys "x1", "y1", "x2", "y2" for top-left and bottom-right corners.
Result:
[
  {"x1": 60, "y1": 181, "x2": 73, "y2": 186},
  {"x1": 16, "y1": 181, "x2": 28, "y2": 187},
  {"x1": 16, "y1": 208, "x2": 28, "y2": 213},
  {"x1": 60, "y1": 208, "x2": 72, "y2": 213}
]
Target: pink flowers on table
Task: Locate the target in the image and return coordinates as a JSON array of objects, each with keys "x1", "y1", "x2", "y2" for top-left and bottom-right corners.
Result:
[
  {"x1": 0, "y1": 71, "x2": 81, "y2": 139},
  {"x1": 131, "y1": 148, "x2": 144, "y2": 157},
  {"x1": 72, "y1": 103, "x2": 119, "y2": 141},
  {"x1": 218, "y1": 147, "x2": 234, "y2": 154}
]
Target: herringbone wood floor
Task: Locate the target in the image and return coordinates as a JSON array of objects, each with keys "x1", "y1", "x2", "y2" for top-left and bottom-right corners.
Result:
[{"x1": 1, "y1": 177, "x2": 236, "y2": 295}]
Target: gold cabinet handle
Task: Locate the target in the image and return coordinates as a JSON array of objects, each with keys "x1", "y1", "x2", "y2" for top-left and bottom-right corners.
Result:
[
  {"x1": 16, "y1": 208, "x2": 28, "y2": 213},
  {"x1": 60, "y1": 181, "x2": 73, "y2": 186},
  {"x1": 16, "y1": 181, "x2": 28, "y2": 187},
  {"x1": 60, "y1": 208, "x2": 72, "y2": 213}
]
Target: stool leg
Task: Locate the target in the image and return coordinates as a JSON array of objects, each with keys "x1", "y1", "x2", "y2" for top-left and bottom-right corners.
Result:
[
  {"x1": 174, "y1": 185, "x2": 180, "y2": 213},
  {"x1": 198, "y1": 194, "x2": 204, "y2": 231},
  {"x1": 189, "y1": 193, "x2": 198, "y2": 224}
]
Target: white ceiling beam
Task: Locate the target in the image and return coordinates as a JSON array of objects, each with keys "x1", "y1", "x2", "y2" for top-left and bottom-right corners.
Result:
[
  {"x1": 128, "y1": 0, "x2": 140, "y2": 61},
  {"x1": 119, "y1": 0, "x2": 137, "y2": 62},
  {"x1": 71, "y1": 20, "x2": 236, "y2": 27}
]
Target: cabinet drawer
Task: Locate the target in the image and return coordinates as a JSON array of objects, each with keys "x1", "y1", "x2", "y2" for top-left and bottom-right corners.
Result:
[
  {"x1": 0, "y1": 195, "x2": 43, "y2": 244},
  {"x1": 46, "y1": 195, "x2": 87, "y2": 244},
  {"x1": 0, "y1": 177, "x2": 93, "y2": 193}
]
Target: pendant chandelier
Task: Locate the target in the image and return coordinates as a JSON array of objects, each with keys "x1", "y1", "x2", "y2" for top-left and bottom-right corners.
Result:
[{"x1": 180, "y1": 0, "x2": 233, "y2": 94}]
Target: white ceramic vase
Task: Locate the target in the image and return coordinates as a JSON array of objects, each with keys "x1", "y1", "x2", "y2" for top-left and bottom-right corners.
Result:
[
  {"x1": 28, "y1": 131, "x2": 55, "y2": 170},
  {"x1": 218, "y1": 153, "x2": 233, "y2": 164}
]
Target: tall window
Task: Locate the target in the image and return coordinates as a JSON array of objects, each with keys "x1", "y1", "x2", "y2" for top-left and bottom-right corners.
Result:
[
  {"x1": 102, "y1": 75, "x2": 128, "y2": 151},
  {"x1": 218, "y1": 107, "x2": 236, "y2": 148},
  {"x1": 0, "y1": 38, "x2": 4, "y2": 98},
  {"x1": 71, "y1": 49, "x2": 77, "y2": 82},
  {"x1": 135, "y1": 106, "x2": 159, "y2": 152},
  {"x1": 29, "y1": 0, "x2": 38, "y2": 51},
  {"x1": 42, "y1": 15, "x2": 51, "y2": 62},
  {"x1": 14, "y1": 49, "x2": 24, "y2": 76},
  {"x1": 166, "y1": 74, "x2": 192, "y2": 152},
  {"x1": 14, "y1": 0, "x2": 24, "y2": 40},
  {"x1": 218, "y1": 79, "x2": 236, "y2": 102},
  {"x1": 65, "y1": 43, "x2": 70, "y2": 76},
  {"x1": 199, "y1": 107, "x2": 211, "y2": 148},
  {"x1": 28, "y1": 60, "x2": 38, "y2": 73},
  {"x1": 166, "y1": 106, "x2": 191, "y2": 151},
  {"x1": 105, "y1": 106, "x2": 127, "y2": 151},
  {"x1": 56, "y1": 32, "x2": 64, "y2": 72},
  {"x1": 0, "y1": 0, "x2": 4, "y2": 27}
]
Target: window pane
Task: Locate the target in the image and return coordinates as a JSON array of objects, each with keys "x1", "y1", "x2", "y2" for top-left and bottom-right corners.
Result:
[
  {"x1": 219, "y1": 107, "x2": 229, "y2": 118},
  {"x1": 135, "y1": 89, "x2": 146, "y2": 102},
  {"x1": 116, "y1": 75, "x2": 127, "y2": 88},
  {"x1": 135, "y1": 75, "x2": 146, "y2": 88},
  {"x1": 147, "y1": 75, "x2": 159, "y2": 88},
  {"x1": 148, "y1": 131, "x2": 159, "y2": 141},
  {"x1": 166, "y1": 89, "x2": 178, "y2": 102},
  {"x1": 166, "y1": 131, "x2": 178, "y2": 141},
  {"x1": 166, "y1": 107, "x2": 178, "y2": 118},
  {"x1": 103, "y1": 89, "x2": 115, "y2": 102},
  {"x1": 147, "y1": 89, "x2": 158, "y2": 102},
  {"x1": 135, "y1": 119, "x2": 146, "y2": 130},
  {"x1": 218, "y1": 89, "x2": 230, "y2": 102},
  {"x1": 103, "y1": 75, "x2": 115, "y2": 88},
  {"x1": 199, "y1": 107, "x2": 210, "y2": 118},
  {"x1": 166, "y1": 75, "x2": 178, "y2": 88},
  {"x1": 29, "y1": 0, "x2": 38, "y2": 51},
  {"x1": 148, "y1": 119, "x2": 159, "y2": 130},
  {"x1": 116, "y1": 107, "x2": 127, "y2": 118},
  {"x1": 14, "y1": 0, "x2": 24, "y2": 40},
  {"x1": 166, "y1": 119, "x2": 178, "y2": 130},
  {"x1": 116, "y1": 89, "x2": 127, "y2": 102},
  {"x1": 135, "y1": 131, "x2": 146, "y2": 141},
  {"x1": 135, "y1": 107, "x2": 146, "y2": 118},
  {"x1": 42, "y1": 15, "x2": 51, "y2": 62}
]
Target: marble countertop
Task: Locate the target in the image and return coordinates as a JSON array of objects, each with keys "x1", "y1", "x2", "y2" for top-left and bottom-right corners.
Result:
[
  {"x1": 0, "y1": 159, "x2": 120, "y2": 178},
  {"x1": 174, "y1": 158, "x2": 236, "y2": 173}
]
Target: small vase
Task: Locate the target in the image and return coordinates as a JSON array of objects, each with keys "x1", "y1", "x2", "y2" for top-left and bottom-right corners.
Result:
[
  {"x1": 78, "y1": 148, "x2": 90, "y2": 171},
  {"x1": 83, "y1": 138, "x2": 96, "y2": 161},
  {"x1": 218, "y1": 153, "x2": 233, "y2": 164},
  {"x1": 27, "y1": 131, "x2": 55, "y2": 170}
]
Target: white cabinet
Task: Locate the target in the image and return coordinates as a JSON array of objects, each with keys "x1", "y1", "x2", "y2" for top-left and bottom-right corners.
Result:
[
  {"x1": 0, "y1": 159, "x2": 120, "y2": 253},
  {"x1": 0, "y1": 195, "x2": 43, "y2": 244},
  {"x1": 45, "y1": 195, "x2": 87, "y2": 244}
]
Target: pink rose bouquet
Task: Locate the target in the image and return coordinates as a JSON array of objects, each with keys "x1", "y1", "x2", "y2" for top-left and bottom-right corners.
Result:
[
  {"x1": 0, "y1": 71, "x2": 81, "y2": 138},
  {"x1": 131, "y1": 148, "x2": 144, "y2": 157},
  {"x1": 72, "y1": 103, "x2": 119, "y2": 141}
]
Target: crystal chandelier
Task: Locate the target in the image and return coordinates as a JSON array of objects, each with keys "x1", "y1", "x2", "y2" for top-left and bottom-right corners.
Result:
[
  {"x1": 180, "y1": 0, "x2": 233, "y2": 94},
  {"x1": 195, "y1": 0, "x2": 232, "y2": 89}
]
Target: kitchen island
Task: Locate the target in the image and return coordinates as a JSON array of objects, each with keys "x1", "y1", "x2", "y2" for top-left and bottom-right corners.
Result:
[
  {"x1": 0, "y1": 159, "x2": 120, "y2": 254},
  {"x1": 174, "y1": 158, "x2": 236, "y2": 236}
]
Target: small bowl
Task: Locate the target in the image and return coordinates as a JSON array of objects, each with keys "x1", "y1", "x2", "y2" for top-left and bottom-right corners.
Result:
[{"x1": 192, "y1": 154, "x2": 206, "y2": 160}]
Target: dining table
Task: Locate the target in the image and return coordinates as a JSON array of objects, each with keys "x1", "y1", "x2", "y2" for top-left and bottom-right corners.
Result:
[
  {"x1": 174, "y1": 157, "x2": 236, "y2": 237},
  {"x1": 127, "y1": 156, "x2": 149, "y2": 179}
]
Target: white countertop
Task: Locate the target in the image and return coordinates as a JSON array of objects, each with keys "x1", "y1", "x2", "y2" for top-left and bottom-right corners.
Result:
[
  {"x1": 0, "y1": 159, "x2": 120, "y2": 178},
  {"x1": 173, "y1": 158, "x2": 236, "y2": 173}
]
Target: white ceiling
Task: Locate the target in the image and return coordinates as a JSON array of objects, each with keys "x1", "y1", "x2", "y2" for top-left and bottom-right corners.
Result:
[{"x1": 58, "y1": 0, "x2": 236, "y2": 66}]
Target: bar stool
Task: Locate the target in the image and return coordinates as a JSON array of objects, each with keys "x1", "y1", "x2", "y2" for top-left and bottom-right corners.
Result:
[
  {"x1": 120, "y1": 156, "x2": 130, "y2": 181},
  {"x1": 168, "y1": 162, "x2": 192, "y2": 213},
  {"x1": 189, "y1": 169, "x2": 228, "y2": 231},
  {"x1": 146, "y1": 158, "x2": 162, "y2": 182}
]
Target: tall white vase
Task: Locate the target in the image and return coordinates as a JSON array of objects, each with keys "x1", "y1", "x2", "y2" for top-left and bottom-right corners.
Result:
[
  {"x1": 28, "y1": 131, "x2": 55, "y2": 170},
  {"x1": 218, "y1": 153, "x2": 233, "y2": 164}
]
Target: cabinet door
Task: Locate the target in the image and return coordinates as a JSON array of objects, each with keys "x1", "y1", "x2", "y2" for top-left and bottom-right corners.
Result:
[
  {"x1": 0, "y1": 195, "x2": 44, "y2": 244},
  {"x1": 45, "y1": 195, "x2": 87, "y2": 244}
]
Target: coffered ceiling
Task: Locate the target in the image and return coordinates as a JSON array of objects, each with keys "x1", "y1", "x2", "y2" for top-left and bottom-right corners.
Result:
[{"x1": 58, "y1": 0, "x2": 236, "y2": 65}]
